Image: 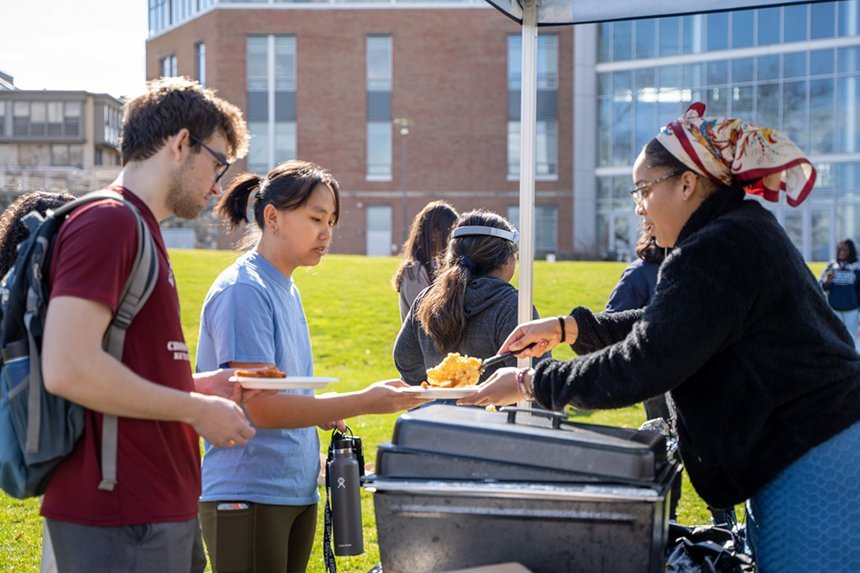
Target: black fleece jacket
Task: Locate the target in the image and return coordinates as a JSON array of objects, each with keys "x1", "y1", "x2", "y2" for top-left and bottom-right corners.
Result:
[{"x1": 532, "y1": 187, "x2": 860, "y2": 509}]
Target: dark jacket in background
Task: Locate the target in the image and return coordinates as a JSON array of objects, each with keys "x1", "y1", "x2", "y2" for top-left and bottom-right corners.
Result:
[
  {"x1": 532, "y1": 187, "x2": 860, "y2": 509},
  {"x1": 605, "y1": 258, "x2": 660, "y2": 312},
  {"x1": 820, "y1": 261, "x2": 860, "y2": 311}
]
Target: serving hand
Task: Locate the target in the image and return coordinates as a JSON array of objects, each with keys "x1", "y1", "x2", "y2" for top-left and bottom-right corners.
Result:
[{"x1": 499, "y1": 316, "x2": 575, "y2": 358}]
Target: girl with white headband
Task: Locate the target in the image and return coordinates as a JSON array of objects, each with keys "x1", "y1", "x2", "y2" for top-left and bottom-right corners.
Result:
[
  {"x1": 462, "y1": 103, "x2": 860, "y2": 571},
  {"x1": 393, "y1": 209, "x2": 547, "y2": 385}
]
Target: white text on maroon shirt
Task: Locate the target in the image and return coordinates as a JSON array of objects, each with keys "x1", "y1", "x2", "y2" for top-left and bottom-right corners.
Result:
[{"x1": 167, "y1": 340, "x2": 189, "y2": 361}]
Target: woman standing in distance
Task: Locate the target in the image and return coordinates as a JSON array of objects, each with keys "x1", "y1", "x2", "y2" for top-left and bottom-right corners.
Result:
[
  {"x1": 392, "y1": 200, "x2": 458, "y2": 321},
  {"x1": 196, "y1": 160, "x2": 429, "y2": 572},
  {"x1": 820, "y1": 238, "x2": 860, "y2": 349},
  {"x1": 462, "y1": 104, "x2": 860, "y2": 571}
]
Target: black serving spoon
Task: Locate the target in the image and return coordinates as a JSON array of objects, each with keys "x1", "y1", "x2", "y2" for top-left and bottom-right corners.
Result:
[{"x1": 478, "y1": 341, "x2": 538, "y2": 373}]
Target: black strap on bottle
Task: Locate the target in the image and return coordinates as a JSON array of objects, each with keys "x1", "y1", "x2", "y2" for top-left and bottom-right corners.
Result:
[
  {"x1": 323, "y1": 426, "x2": 353, "y2": 573},
  {"x1": 323, "y1": 485, "x2": 337, "y2": 573}
]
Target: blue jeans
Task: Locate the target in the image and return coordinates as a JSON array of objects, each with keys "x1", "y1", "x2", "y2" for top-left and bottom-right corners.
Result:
[{"x1": 833, "y1": 308, "x2": 860, "y2": 350}]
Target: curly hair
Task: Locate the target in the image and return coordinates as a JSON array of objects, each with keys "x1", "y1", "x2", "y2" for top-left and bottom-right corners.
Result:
[
  {"x1": 836, "y1": 238, "x2": 858, "y2": 264},
  {"x1": 120, "y1": 77, "x2": 249, "y2": 165},
  {"x1": 0, "y1": 191, "x2": 75, "y2": 278}
]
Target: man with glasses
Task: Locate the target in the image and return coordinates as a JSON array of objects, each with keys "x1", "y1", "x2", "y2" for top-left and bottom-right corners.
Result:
[
  {"x1": 40, "y1": 77, "x2": 254, "y2": 573},
  {"x1": 190, "y1": 134, "x2": 232, "y2": 185}
]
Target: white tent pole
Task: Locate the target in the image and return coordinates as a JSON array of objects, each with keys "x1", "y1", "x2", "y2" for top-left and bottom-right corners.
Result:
[{"x1": 517, "y1": 0, "x2": 538, "y2": 371}]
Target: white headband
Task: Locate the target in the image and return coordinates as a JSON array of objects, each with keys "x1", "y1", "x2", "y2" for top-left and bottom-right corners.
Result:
[{"x1": 451, "y1": 225, "x2": 519, "y2": 244}]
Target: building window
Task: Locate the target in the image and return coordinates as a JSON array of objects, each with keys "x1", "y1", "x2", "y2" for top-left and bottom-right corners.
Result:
[
  {"x1": 51, "y1": 144, "x2": 68, "y2": 166},
  {"x1": 13, "y1": 102, "x2": 29, "y2": 136},
  {"x1": 104, "y1": 106, "x2": 121, "y2": 146},
  {"x1": 366, "y1": 35, "x2": 392, "y2": 180},
  {"x1": 508, "y1": 34, "x2": 559, "y2": 180},
  {"x1": 9, "y1": 100, "x2": 81, "y2": 138},
  {"x1": 196, "y1": 42, "x2": 206, "y2": 86},
  {"x1": 148, "y1": 0, "x2": 169, "y2": 36},
  {"x1": 367, "y1": 122, "x2": 392, "y2": 179},
  {"x1": 47, "y1": 102, "x2": 63, "y2": 137},
  {"x1": 30, "y1": 102, "x2": 46, "y2": 137},
  {"x1": 367, "y1": 35, "x2": 393, "y2": 91},
  {"x1": 50, "y1": 144, "x2": 83, "y2": 168},
  {"x1": 160, "y1": 54, "x2": 177, "y2": 77},
  {"x1": 64, "y1": 102, "x2": 81, "y2": 137},
  {"x1": 246, "y1": 35, "x2": 296, "y2": 174},
  {"x1": 507, "y1": 204, "x2": 559, "y2": 255},
  {"x1": 366, "y1": 205, "x2": 393, "y2": 256}
]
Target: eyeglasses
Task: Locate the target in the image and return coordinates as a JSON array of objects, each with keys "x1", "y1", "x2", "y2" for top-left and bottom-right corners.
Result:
[
  {"x1": 629, "y1": 169, "x2": 686, "y2": 206},
  {"x1": 189, "y1": 134, "x2": 231, "y2": 183}
]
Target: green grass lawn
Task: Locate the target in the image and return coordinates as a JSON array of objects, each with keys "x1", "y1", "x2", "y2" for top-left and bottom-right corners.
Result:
[{"x1": 0, "y1": 253, "x2": 829, "y2": 572}]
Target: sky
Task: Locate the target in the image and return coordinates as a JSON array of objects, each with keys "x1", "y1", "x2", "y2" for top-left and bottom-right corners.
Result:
[{"x1": 0, "y1": 0, "x2": 149, "y2": 99}]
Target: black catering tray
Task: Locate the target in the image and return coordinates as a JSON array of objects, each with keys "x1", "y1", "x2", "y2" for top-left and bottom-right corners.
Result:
[{"x1": 380, "y1": 404, "x2": 669, "y2": 485}]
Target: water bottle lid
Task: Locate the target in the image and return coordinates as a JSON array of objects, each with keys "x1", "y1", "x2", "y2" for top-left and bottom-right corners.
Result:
[{"x1": 334, "y1": 437, "x2": 353, "y2": 451}]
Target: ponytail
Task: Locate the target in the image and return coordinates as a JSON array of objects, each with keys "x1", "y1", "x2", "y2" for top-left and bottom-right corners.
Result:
[
  {"x1": 416, "y1": 263, "x2": 470, "y2": 353},
  {"x1": 216, "y1": 172, "x2": 263, "y2": 231},
  {"x1": 415, "y1": 209, "x2": 517, "y2": 353}
]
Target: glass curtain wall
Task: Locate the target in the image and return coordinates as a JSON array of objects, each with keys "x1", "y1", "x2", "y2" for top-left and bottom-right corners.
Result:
[{"x1": 595, "y1": 0, "x2": 859, "y2": 261}]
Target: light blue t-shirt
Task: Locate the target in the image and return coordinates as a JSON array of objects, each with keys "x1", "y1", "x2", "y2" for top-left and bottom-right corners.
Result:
[{"x1": 197, "y1": 250, "x2": 320, "y2": 505}]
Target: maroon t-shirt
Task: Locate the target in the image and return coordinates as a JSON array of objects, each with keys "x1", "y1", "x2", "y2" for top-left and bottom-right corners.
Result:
[{"x1": 41, "y1": 187, "x2": 201, "y2": 526}]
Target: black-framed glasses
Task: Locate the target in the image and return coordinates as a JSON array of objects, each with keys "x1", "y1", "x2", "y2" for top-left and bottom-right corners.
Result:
[
  {"x1": 629, "y1": 169, "x2": 685, "y2": 206},
  {"x1": 189, "y1": 134, "x2": 231, "y2": 183}
]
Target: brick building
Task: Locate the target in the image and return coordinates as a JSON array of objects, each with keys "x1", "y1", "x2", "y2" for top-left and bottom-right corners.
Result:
[
  {"x1": 147, "y1": 1, "x2": 860, "y2": 260},
  {"x1": 146, "y1": 0, "x2": 574, "y2": 256}
]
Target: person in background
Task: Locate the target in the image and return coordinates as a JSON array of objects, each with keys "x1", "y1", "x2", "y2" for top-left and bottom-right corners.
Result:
[
  {"x1": 0, "y1": 190, "x2": 75, "y2": 573},
  {"x1": 605, "y1": 229, "x2": 674, "y2": 423},
  {"x1": 393, "y1": 200, "x2": 458, "y2": 321},
  {"x1": 605, "y1": 230, "x2": 664, "y2": 313},
  {"x1": 40, "y1": 77, "x2": 256, "y2": 573},
  {"x1": 463, "y1": 103, "x2": 860, "y2": 572},
  {"x1": 604, "y1": 228, "x2": 684, "y2": 521},
  {"x1": 394, "y1": 209, "x2": 547, "y2": 385},
  {"x1": 0, "y1": 191, "x2": 76, "y2": 278},
  {"x1": 197, "y1": 159, "x2": 430, "y2": 573},
  {"x1": 820, "y1": 238, "x2": 860, "y2": 349}
]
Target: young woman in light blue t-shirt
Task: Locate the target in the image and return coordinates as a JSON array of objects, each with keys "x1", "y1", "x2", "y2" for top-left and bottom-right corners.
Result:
[{"x1": 196, "y1": 160, "x2": 428, "y2": 573}]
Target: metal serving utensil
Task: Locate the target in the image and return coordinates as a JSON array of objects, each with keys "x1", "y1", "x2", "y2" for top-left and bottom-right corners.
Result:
[{"x1": 478, "y1": 342, "x2": 537, "y2": 373}]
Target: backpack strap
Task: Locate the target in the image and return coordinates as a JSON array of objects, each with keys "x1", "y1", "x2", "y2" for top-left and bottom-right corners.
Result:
[
  {"x1": 20, "y1": 194, "x2": 128, "y2": 454},
  {"x1": 97, "y1": 198, "x2": 159, "y2": 492}
]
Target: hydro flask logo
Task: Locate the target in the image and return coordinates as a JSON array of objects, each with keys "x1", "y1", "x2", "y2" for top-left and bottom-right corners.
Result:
[{"x1": 337, "y1": 477, "x2": 346, "y2": 489}]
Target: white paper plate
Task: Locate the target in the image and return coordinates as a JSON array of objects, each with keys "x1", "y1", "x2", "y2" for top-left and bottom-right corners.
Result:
[
  {"x1": 401, "y1": 385, "x2": 480, "y2": 399},
  {"x1": 229, "y1": 376, "x2": 339, "y2": 390}
]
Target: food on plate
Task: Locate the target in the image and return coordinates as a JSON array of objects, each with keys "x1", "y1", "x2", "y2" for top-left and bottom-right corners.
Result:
[
  {"x1": 422, "y1": 352, "x2": 481, "y2": 388},
  {"x1": 235, "y1": 365, "x2": 286, "y2": 378}
]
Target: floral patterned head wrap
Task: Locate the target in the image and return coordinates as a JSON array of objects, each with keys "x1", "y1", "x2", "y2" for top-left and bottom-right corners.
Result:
[{"x1": 656, "y1": 102, "x2": 816, "y2": 207}]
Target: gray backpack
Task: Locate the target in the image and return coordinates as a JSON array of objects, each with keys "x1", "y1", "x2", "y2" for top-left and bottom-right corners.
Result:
[{"x1": 0, "y1": 190, "x2": 159, "y2": 498}]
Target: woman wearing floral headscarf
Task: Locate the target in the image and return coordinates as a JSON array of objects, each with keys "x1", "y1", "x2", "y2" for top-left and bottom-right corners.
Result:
[{"x1": 462, "y1": 103, "x2": 860, "y2": 571}]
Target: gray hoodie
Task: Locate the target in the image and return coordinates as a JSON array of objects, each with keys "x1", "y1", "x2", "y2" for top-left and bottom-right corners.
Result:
[{"x1": 393, "y1": 275, "x2": 544, "y2": 385}]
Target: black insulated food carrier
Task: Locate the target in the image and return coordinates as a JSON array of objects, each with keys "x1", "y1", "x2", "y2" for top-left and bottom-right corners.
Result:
[{"x1": 364, "y1": 405, "x2": 681, "y2": 573}]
